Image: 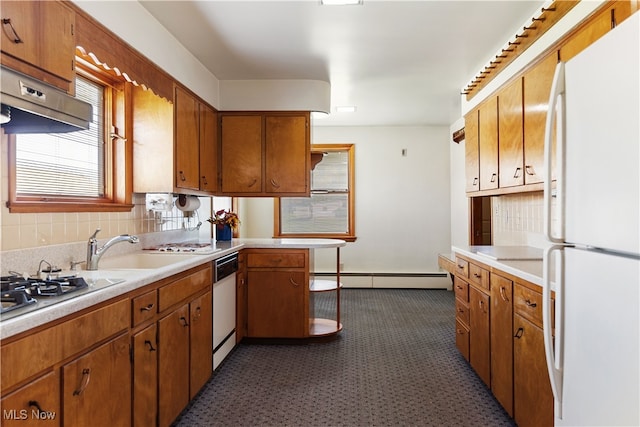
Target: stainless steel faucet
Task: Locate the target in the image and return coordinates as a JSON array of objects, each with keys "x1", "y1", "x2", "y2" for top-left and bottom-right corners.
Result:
[{"x1": 86, "y1": 228, "x2": 139, "y2": 270}]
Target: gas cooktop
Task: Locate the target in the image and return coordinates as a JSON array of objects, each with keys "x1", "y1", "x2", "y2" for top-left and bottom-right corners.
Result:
[{"x1": 143, "y1": 242, "x2": 220, "y2": 254}]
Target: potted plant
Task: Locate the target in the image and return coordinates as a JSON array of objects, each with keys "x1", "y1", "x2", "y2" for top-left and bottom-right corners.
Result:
[{"x1": 207, "y1": 209, "x2": 240, "y2": 241}]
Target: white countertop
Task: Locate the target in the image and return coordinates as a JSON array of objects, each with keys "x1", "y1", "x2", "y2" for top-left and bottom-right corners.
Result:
[
  {"x1": 452, "y1": 245, "x2": 545, "y2": 288},
  {"x1": 1, "y1": 238, "x2": 346, "y2": 340}
]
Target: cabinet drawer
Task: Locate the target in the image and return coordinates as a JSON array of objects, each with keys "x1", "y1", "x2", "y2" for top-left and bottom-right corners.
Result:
[
  {"x1": 455, "y1": 257, "x2": 469, "y2": 278},
  {"x1": 454, "y1": 276, "x2": 469, "y2": 302},
  {"x1": 247, "y1": 252, "x2": 306, "y2": 268},
  {"x1": 469, "y1": 263, "x2": 490, "y2": 291},
  {"x1": 158, "y1": 266, "x2": 212, "y2": 312},
  {"x1": 132, "y1": 290, "x2": 157, "y2": 326},
  {"x1": 514, "y1": 284, "x2": 543, "y2": 328},
  {"x1": 455, "y1": 318, "x2": 470, "y2": 362},
  {"x1": 455, "y1": 298, "x2": 470, "y2": 326}
]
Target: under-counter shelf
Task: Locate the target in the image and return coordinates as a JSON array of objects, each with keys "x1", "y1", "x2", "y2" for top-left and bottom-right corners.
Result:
[
  {"x1": 310, "y1": 279, "x2": 343, "y2": 292},
  {"x1": 308, "y1": 247, "x2": 343, "y2": 338}
]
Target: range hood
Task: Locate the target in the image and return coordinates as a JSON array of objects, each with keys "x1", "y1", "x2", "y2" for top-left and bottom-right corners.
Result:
[{"x1": 0, "y1": 67, "x2": 92, "y2": 134}]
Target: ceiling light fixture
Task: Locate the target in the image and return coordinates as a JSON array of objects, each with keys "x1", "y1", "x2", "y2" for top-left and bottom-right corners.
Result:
[
  {"x1": 335, "y1": 106, "x2": 357, "y2": 113},
  {"x1": 320, "y1": 0, "x2": 362, "y2": 6}
]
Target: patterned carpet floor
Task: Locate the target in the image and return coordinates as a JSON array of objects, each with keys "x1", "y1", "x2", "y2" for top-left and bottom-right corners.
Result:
[{"x1": 173, "y1": 289, "x2": 515, "y2": 427}]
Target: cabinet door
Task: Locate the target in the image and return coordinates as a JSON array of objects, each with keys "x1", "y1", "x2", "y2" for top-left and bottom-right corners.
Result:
[
  {"x1": 40, "y1": 1, "x2": 75, "y2": 83},
  {"x1": 0, "y1": 2, "x2": 39, "y2": 66},
  {"x1": 174, "y1": 86, "x2": 200, "y2": 191},
  {"x1": 264, "y1": 114, "x2": 309, "y2": 194},
  {"x1": 220, "y1": 115, "x2": 263, "y2": 193},
  {"x1": 513, "y1": 314, "x2": 553, "y2": 427},
  {"x1": 63, "y1": 334, "x2": 131, "y2": 427},
  {"x1": 158, "y1": 304, "x2": 190, "y2": 427},
  {"x1": 478, "y1": 97, "x2": 499, "y2": 190},
  {"x1": 464, "y1": 109, "x2": 480, "y2": 192},
  {"x1": 490, "y1": 275, "x2": 513, "y2": 416},
  {"x1": 1, "y1": 370, "x2": 60, "y2": 427},
  {"x1": 190, "y1": 291, "x2": 213, "y2": 399},
  {"x1": 236, "y1": 269, "x2": 247, "y2": 342},
  {"x1": 523, "y1": 52, "x2": 557, "y2": 184},
  {"x1": 199, "y1": 103, "x2": 218, "y2": 192},
  {"x1": 469, "y1": 286, "x2": 491, "y2": 386},
  {"x1": 455, "y1": 318, "x2": 470, "y2": 362},
  {"x1": 560, "y1": 1, "x2": 633, "y2": 62},
  {"x1": 132, "y1": 324, "x2": 157, "y2": 427},
  {"x1": 247, "y1": 270, "x2": 307, "y2": 338},
  {"x1": 498, "y1": 78, "x2": 524, "y2": 188}
]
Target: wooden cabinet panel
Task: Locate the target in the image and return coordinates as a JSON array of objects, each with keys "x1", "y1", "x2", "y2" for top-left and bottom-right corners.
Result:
[
  {"x1": 464, "y1": 109, "x2": 480, "y2": 192},
  {"x1": 199, "y1": 103, "x2": 218, "y2": 192},
  {"x1": 1, "y1": 370, "x2": 60, "y2": 427},
  {"x1": 523, "y1": 52, "x2": 557, "y2": 184},
  {"x1": 560, "y1": 1, "x2": 634, "y2": 62},
  {"x1": 514, "y1": 283, "x2": 543, "y2": 328},
  {"x1": 454, "y1": 257, "x2": 469, "y2": 279},
  {"x1": 264, "y1": 115, "x2": 309, "y2": 194},
  {"x1": 490, "y1": 274, "x2": 514, "y2": 416},
  {"x1": 189, "y1": 291, "x2": 213, "y2": 399},
  {"x1": 247, "y1": 270, "x2": 307, "y2": 338},
  {"x1": 0, "y1": 2, "x2": 39, "y2": 67},
  {"x1": 468, "y1": 262, "x2": 490, "y2": 291},
  {"x1": 158, "y1": 304, "x2": 190, "y2": 427},
  {"x1": 158, "y1": 266, "x2": 212, "y2": 312},
  {"x1": 479, "y1": 97, "x2": 499, "y2": 190},
  {"x1": 498, "y1": 78, "x2": 524, "y2": 188},
  {"x1": 247, "y1": 252, "x2": 306, "y2": 268},
  {"x1": 39, "y1": 1, "x2": 75, "y2": 83},
  {"x1": 455, "y1": 298, "x2": 470, "y2": 325},
  {"x1": 132, "y1": 290, "x2": 157, "y2": 327},
  {"x1": 455, "y1": 318, "x2": 470, "y2": 362},
  {"x1": 175, "y1": 86, "x2": 201, "y2": 191},
  {"x1": 453, "y1": 276, "x2": 469, "y2": 302},
  {"x1": 236, "y1": 257, "x2": 247, "y2": 342},
  {"x1": 132, "y1": 324, "x2": 157, "y2": 427},
  {"x1": 469, "y1": 286, "x2": 491, "y2": 387},
  {"x1": 220, "y1": 115, "x2": 263, "y2": 193},
  {"x1": 62, "y1": 333, "x2": 131, "y2": 427},
  {"x1": 513, "y1": 314, "x2": 554, "y2": 427}
]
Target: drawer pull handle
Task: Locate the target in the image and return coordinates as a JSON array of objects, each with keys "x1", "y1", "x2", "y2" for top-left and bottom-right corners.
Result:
[
  {"x1": 28, "y1": 401, "x2": 44, "y2": 413},
  {"x1": 179, "y1": 170, "x2": 186, "y2": 182},
  {"x1": 514, "y1": 327, "x2": 524, "y2": 339},
  {"x1": 473, "y1": 273, "x2": 482, "y2": 278},
  {"x1": 525, "y1": 165, "x2": 536, "y2": 176},
  {"x1": 73, "y1": 368, "x2": 91, "y2": 396},
  {"x1": 144, "y1": 339, "x2": 156, "y2": 352},
  {"x1": 180, "y1": 316, "x2": 189, "y2": 327},
  {"x1": 525, "y1": 299, "x2": 537, "y2": 308},
  {"x1": 140, "y1": 303, "x2": 154, "y2": 312},
  {"x1": 513, "y1": 167, "x2": 522, "y2": 178},
  {"x1": 202, "y1": 175, "x2": 208, "y2": 185},
  {"x1": 270, "y1": 178, "x2": 280, "y2": 189},
  {"x1": 457, "y1": 264, "x2": 465, "y2": 269},
  {"x1": 193, "y1": 306, "x2": 201, "y2": 321},
  {"x1": 2, "y1": 19, "x2": 23, "y2": 44},
  {"x1": 247, "y1": 178, "x2": 258, "y2": 188},
  {"x1": 289, "y1": 277, "x2": 301, "y2": 287},
  {"x1": 499, "y1": 286, "x2": 509, "y2": 302},
  {"x1": 473, "y1": 177, "x2": 478, "y2": 186},
  {"x1": 490, "y1": 173, "x2": 497, "y2": 183}
]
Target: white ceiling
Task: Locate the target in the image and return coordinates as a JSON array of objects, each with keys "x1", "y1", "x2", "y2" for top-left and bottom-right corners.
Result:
[{"x1": 139, "y1": 0, "x2": 545, "y2": 127}]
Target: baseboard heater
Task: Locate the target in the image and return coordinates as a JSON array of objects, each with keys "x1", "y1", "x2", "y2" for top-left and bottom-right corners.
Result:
[{"x1": 313, "y1": 272, "x2": 451, "y2": 290}]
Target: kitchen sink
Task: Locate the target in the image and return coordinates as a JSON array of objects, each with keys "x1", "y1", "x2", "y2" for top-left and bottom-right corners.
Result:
[{"x1": 97, "y1": 253, "x2": 200, "y2": 270}]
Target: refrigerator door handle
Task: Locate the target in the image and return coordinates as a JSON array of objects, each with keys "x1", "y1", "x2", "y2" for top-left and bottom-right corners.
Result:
[
  {"x1": 543, "y1": 244, "x2": 565, "y2": 419},
  {"x1": 543, "y1": 62, "x2": 566, "y2": 243}
]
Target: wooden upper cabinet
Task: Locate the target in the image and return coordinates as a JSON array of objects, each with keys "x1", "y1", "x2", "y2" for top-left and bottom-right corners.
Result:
[
  {"x1": 560, "y1": 1, "x2": 635, "y2": 62},
  {"x1": 498, "y1": 78, "x2": 524, "y2": 188},
  {"x1": 175, "y1": 86, "x2": 201, "y2": 191},
  {"x1": 265, "y1": 114, "x2": 309, "y2": 194},
  {"x1": 478, "y1": 97, "x2": 499, "y2": 191},
  {"x1": 220, "y1": 114, "x2": 264, "y2": 194},
  {"x1": 523, "y1": 52, "x2": 558, "y2": 185},
  {"x1": 199, "y1": 103, "x2": 218, "y2": 193},
  {"x1": 0, "y1": 1, "x2": 75, "y2": 91},
  {"x1": 219, "y1": 112, "x2": 310, "y2": 196},
  {"x1": 464, "y1": 109, "x2": 480, "y2": 192}
]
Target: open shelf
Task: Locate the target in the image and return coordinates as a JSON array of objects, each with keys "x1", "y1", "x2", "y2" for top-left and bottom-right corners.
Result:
[
  {"x1": 310, "y1": 279, "x2": 342, "y2": 292},
  {"x1": 308, "y1": 247, "x2": 342, "y2": 338}
]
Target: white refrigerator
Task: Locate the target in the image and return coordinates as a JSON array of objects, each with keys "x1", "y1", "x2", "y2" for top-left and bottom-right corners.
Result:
[{"x1": 542, "y1": 12, "x2": 640, "y2": 426}]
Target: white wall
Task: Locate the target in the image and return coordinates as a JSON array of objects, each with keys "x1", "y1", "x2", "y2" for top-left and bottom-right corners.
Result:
[{"x1": 239, "y1": 126, "x2": 451, "y2": 276}]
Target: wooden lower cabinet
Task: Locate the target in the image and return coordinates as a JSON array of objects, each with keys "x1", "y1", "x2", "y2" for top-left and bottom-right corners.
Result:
[
  {"x1": 469, "y1": 286, "x2": 491, "y2": 386},
  {"x1": 490, "y1": 274, "x2": 514, "y2": 416},
  {"x1": 189, "y1": 291, "x2": 213, "y2": 399},
  {"x1": 62, "y1": 333, "x2": 131, "y2": 427},
  {"x1": 513, "y1": 314, "x2": 554, "y2": 427},
  {"x1": 132, "y1": 324, "x2": 158, "y2": 427},
  {"x1": 1, "y1": 370, "x2": 60, "y2": 426}
]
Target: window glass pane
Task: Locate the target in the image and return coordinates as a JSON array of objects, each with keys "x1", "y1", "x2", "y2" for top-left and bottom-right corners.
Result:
[
  {"x1": 15, "y1": 76, "x2": 104, "y2": 198},
  {"x1": 280, "y1": 193, "x2": 349, "y2": 234},
  {"x1": 311, "y1": 151, "x2": 348, "y2": 191}
]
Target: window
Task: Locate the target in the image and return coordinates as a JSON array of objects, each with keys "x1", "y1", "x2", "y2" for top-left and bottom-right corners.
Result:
[
  {"x1": 7, "y1": 63, "x2": 133, "y2": 213},
  {"x1": 275, "y1": 144, "x2": 356, "y2": 241}
]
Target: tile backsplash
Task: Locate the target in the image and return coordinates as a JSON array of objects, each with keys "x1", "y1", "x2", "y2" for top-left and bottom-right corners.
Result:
[{"x1": 492, "y1": 191, "x2": 552, "y2": 248}]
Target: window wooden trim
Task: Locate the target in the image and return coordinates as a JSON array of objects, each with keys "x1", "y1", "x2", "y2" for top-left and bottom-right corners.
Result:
[
  {"x1": 273, "y1": 143, "x2": 356, "y2": 242},
  {"x1": 6, "y1": 65, "x2": 133, "y2": 214}
]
